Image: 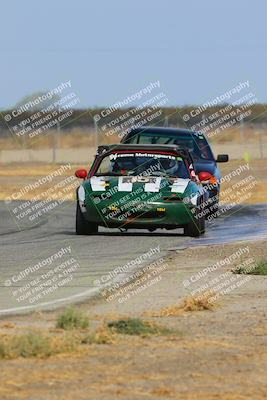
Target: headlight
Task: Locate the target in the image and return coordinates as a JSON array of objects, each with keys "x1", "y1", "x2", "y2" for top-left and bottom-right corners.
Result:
[{"x1": 78, "y1": 186, "x2": 85, "y2": 201}]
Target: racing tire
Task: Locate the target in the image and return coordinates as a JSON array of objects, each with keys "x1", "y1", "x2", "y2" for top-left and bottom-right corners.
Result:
[
  {"x1": 200, "y1": 214, "x2": 206, "y2": 234},
  {"x1": 184, "y1": 206, "x2": 205, "y2": 238},
  {"x1": 184, "y1": 220, "x2": 200, "y2": 237},
  {"x1": 76, "y1": 202, "x2": 98, "y2": 235}
]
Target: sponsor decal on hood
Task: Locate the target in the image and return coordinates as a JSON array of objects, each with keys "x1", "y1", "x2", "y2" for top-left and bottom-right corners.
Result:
[
  {"x1": 90, "y1": 176, "x2": 108, "y2": 191},
  {"x1": 171, "y1": 178, "x2": 190, "y2": 193},
  {"x1": 90, "y1": 176, "x2": 191, "y2": 194}
]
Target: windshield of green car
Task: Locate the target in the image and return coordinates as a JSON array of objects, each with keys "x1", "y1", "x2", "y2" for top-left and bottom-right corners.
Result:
[
  {"x1": 94, "y1": 152, "x2": 190, "y2": 178},
  {"x1": 126, "y1": 133, "x2": 214, "y2": 161}
]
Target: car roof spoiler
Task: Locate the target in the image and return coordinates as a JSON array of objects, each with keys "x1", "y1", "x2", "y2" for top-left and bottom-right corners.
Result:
[{"x1": 96, "y1": 144, "x2": 194, "y2": 164}]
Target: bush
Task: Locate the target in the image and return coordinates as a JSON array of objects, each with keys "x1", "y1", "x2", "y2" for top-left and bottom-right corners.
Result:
[
  {"x1": 107, "y1": 318, "x2": 172, "y2": 336},
  {"x1": 233, "y1": 260, "x2": 267, "y2": 275},
  {"x1": 56, "y1": 307, "x2": 89, "y2": 330},
  {"x1": 0, "y1": 332, "x2": 52, "y2": 359}
]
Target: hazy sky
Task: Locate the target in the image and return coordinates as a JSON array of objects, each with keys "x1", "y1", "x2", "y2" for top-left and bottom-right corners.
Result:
[{"x1": 1, "y1": 0, "x2": 266, "y2": 109}]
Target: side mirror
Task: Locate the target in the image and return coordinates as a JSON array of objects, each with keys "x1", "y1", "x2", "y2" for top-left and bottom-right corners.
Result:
[
  {"x1": 216, "y1": 154, "x2": 229, "y2": 163},
  {"x1": 75, "y1": 169, "x2": 87, "y2": 179}
]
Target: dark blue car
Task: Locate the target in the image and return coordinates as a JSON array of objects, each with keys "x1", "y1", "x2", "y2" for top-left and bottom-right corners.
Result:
[{"x1": 121, "y1": 126, "x2": 229, "y2": 214}]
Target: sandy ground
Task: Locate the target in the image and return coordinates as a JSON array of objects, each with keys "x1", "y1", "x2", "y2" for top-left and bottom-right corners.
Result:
[{"x1": 0, "y1": 240, "x2": 266, "y2": 400}]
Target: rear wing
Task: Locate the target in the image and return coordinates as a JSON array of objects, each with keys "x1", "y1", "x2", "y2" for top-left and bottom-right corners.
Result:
[{"x1": 96, "y1": 143, "x2": 194, "y2": 164}]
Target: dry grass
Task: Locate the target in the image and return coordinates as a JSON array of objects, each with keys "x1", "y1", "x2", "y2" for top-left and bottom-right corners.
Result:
[
  {"x1": 181, "y1": 292, "x2": 216, "y2": 311},
  {"x1": 0, "y1": 163, "x2": 80, "y2": 201},
  {"x1": 147, "y1": 292, "x2": 216, "y2": 317},
  {"x1": 0, "y1": 331, "x2": 76, "y2": 359},
  {"x1": 219, "y1": 159, "x2": 267, "y2": 204},
  {"x1": 81, "y1": 326, "x2": 116, "y2": 345},
  {"x1": 0, "y1": 322, "x2": 16, "y2": 330},
  {"x1": 1, "y1": 125, "x2": 267, "y2": 149},
  {"x1": 0, "y1": 128, "x2": 120, "y2": 150},
  {"x1": 210, "y1": 125, "x2": 266, "y2": 144},
  {"x1": 0, "y1": 318, "x2": 177, "y2": 360},
  {"x1": 151, "y1": 387, "x2": 175, "y2": 397},
  {"x1": 0, "y1": 326, "x2": 117, "y2": 360},
  {"x1": 0, "y1": 163, "x2": 79, "y2": 177}
]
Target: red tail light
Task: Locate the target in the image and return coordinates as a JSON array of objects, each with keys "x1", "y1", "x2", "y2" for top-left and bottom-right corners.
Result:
[
  {"x1": 198, "y1": 171, "x2": 212, "y2": 182},
  {"x1": 198, "y1": 171, "x2": 217, "y2": 184}
]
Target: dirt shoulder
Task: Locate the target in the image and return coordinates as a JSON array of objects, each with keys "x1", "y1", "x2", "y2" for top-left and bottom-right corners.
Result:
[{"x1": 0, "y1": 240, "x2": 266, "y2": 400}]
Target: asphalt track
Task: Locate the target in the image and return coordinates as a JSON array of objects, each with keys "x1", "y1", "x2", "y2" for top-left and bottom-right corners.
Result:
[{"x1": 0, "y1": 201, "x2": 267, "y2": 315}]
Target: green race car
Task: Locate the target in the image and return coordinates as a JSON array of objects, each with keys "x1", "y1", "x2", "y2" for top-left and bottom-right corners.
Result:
[{"x1": 75, "y1": 144, "x2": 206, "y2": 237}]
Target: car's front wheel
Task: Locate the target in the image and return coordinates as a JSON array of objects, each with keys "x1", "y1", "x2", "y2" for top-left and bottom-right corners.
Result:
[
  {"x1": 76, "y1": 203, "x2": 98, "y2": 235},
  {"x1": 184, "y1": 208, "x2": 205, "y2": 238}
]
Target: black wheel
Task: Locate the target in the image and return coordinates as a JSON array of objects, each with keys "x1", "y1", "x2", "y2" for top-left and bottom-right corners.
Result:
[
  {"x1": 76, "y1": 202, "x2": 98, "y2": 235},
  {"x1": 184, "y1": 203, "x2": 205, "y2": 237},
  {"x1": 184, "y1": 219, "x2": 201, "y2": 237},
  {"x1": 199, "y1": 213, "x2": 206, "y2": 234}
]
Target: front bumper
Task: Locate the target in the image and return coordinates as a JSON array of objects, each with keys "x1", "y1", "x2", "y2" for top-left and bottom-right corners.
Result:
[{"x1": 84, "y1": 199, "x2": 195, "y2": 229}]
